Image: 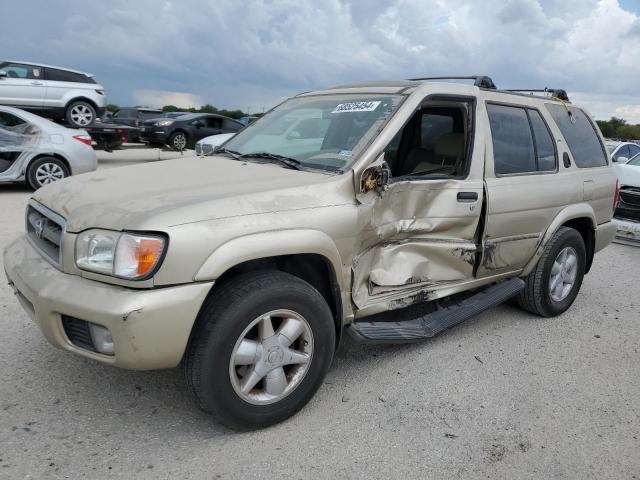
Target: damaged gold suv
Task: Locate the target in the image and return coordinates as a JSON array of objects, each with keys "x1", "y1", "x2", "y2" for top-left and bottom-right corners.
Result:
[{"x1": 4, "y1": 76, "x2": 618, "y2": 429}]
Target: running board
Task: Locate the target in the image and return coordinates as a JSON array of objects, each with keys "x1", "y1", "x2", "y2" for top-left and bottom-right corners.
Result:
[{"x1": 347, "y1": 278, "x2": 525, "y2": 344}]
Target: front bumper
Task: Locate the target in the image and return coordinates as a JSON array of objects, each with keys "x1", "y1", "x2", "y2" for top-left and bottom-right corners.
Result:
[
  {"x1": 613, "y1": 218, "x2": 640, "y2": 246},
  {"x1": 139, "y1": 128, "x2": 169, "y2": 144},
  {"x1": 3, "y1": 235, "x2": 212, "y2": 370}
]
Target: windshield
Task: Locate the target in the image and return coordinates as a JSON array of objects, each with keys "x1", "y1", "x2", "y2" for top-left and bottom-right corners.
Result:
[
  {"x1": 629, "y1": 153, "x2": 640, "y2": 166},
  {"x1": 222, "y1": 94, "x2": 403, "y2": 171}
]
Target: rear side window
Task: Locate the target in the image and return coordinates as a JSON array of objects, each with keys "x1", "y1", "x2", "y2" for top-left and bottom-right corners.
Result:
[
  {"x1": 139, "y1": 110, "x2": 162, "y2": 120},
  {"x1": 45, "y1": 68, "x2": 96, "y2": 84},
  {"x1": 487, "y1": 104, "x2": 558, "y2": 175},
  {"x1": 0, "y1": 111, "x2": 26, "y2": 127},
  {"x1": 223, "y1": 119, "x2": 243, "y2": 132},
  {"x1": 546, "y1": 104, "x2": 607, "y2": 168},
  {"x1": 487, "y1": 104, "x2": 536, "y2": 175}
]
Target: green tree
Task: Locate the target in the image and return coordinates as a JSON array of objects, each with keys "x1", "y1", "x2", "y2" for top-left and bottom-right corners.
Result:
[{"x1": 106, "y1": 104, "x2": 119, "y2": 113}]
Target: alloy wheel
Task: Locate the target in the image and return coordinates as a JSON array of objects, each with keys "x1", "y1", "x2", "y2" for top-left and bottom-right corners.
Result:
[
  {"x1": 69, "y1": 104, "x2": 94, "y2": 126},
  {"x1": 35, "y1": 162, "x2": 65, "y2": 186},
  {"x1": 229, "y1": 309, "x2": 314, "y2": 405},
  {"x1": 549, "y1": 246, "x2": 578, "y2": 302}
]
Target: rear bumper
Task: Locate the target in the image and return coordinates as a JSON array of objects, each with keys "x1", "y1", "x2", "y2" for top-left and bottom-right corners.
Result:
[
  {"x1": 3, "y1": 235, "x2": 212, "y2": 370},
  {"x1": 613, "y1": 218, "x2": 640, "y2": 246},
  {"x1": 594, "y1": 221, "x2": 617, "y2": 253}
]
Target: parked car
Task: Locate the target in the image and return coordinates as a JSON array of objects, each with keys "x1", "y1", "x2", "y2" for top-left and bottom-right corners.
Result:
[
  {"x1": 605, "y1": 140, "x2": 640, "y2": 164},
  {"x1": 0, "y1": 105, "x2": 96, "y2": 189},
  {"x1": 139, "y1": 113, "x2": 244, "y2": 150},
  {"x1": 4, "y1": 76, "x2": 617, "y2": 430},
  {"x1": 613, "y1": 152, "x2": 640, "y2": 244},
  {"x1": 195, "y1": 133, "x2": 236, "y2": 155},
  {"x1": 239, "y1": 115, "x2": 259, "y2": 126},
  {"x1": 0, "y1": 61, "x2": 107, "y2": 128}
]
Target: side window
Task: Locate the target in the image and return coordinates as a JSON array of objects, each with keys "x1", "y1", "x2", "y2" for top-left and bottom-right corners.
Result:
[
  {"x1": 487, "y1": 104, "x2": 536, "y2": 175},
  {"x1": 546, "y1": 104, "x2": 607, "y2": 168},
  {"x1": 614, "y1": 144, "x2": 629, "y2": 160},
  {"x1": 0, "y1": 112, "x2": 26, "y2": 127},
  {"x1": 204, "y1": 117, "x2": 222, "y2": 129},
  {"x1": 628, "y1": 144, "x2": 640, "y2": 159},
  {"x1": 0, "y1": 63, "x2": 41, "y2": 79},
  {"x1": 420, "y1": 114, "x2": 454, "y2": 150},
  {"x1": 45, "y1": 68, "x2": 94, "y2": 84},
  {"x1": 223, "y1": 119, "x2": 242, "y2": 132},
  {"x1": 528, "y1": 110, "x2": 556, "y2": 171},
  {"x1": 139, "y1": 111, "x2": 161, "y2": 120}
]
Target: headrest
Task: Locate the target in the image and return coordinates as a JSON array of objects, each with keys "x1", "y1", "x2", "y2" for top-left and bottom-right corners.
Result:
[{"x1": 434, "y1": 132, "x2": 464, "y2": 158}]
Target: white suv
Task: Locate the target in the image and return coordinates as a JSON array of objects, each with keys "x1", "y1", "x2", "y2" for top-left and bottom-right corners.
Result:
[{"x1": 0, "y1": 61, "x2": 107, "y2": 128}]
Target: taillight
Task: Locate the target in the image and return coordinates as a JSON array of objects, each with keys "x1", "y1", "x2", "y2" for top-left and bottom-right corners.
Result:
[
  {"x1": 73, "y1": 134, "x2": 93, "y2": 146},
  {"x1": 613, "y1": 179, "x2": 621, "y2": 212}
]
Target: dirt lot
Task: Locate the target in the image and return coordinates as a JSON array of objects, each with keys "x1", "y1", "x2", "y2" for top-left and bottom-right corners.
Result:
[{"x1": 0, "y1": 150, "x2": 638, "y2": 479}]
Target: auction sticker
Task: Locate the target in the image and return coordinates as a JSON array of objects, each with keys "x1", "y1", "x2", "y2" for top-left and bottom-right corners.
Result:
[{"x1": 332, "y1": 101, "x2": 381, "y2": 114}]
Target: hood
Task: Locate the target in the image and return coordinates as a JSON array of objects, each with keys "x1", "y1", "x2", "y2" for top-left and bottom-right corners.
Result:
[
  {"x1": 615, "y1": 164, "x2": 640, "y2": 188},
  {"x1": 34, "y1": 155, "x2": 344, "y2": 232}
]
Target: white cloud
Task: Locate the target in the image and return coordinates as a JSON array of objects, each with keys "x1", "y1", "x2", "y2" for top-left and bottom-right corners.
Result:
[
  {"x1": 133, "y1": 90, "x2": 203, "y2": 109},
  {"x1": 2, "y1": 0, "x2": 640, "y2": 121}
]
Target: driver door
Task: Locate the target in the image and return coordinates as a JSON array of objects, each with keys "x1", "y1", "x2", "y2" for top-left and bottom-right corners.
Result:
[{"x1": 352, "y1": 97, "x2": 485, "y2": 311}]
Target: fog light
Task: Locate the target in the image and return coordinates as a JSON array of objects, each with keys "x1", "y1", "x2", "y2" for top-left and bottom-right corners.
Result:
[{"x1": 88, "y1": 323, "x2": 115, "y2": 355}]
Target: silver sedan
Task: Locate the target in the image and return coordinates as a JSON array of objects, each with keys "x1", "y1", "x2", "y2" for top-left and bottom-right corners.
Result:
[{"x1": 0, "y1": 105, "x2": 96, "y2": 189}]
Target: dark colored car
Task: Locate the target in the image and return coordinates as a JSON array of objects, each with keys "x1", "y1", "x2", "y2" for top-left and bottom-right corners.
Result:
[
  {"x1": 112, "y1": 107, "x2": 164, "y2": 141},
  {"x1": 163, "y1": 111, "x2": 190, "y2": 119},
  {"x1": 139, "y1": 113, "x2": 244, "y2": 150}
]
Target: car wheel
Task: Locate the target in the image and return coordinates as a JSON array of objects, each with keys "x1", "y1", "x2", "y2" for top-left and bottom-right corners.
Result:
[
  {"x1": 65, "y1": 101, "x2": 96, "y2": 127},
  {"x1": 517, "y1": 226, "x2": 586, "y2": 317},
  {"x1": 184, "y1": 271, "x2": 336, "y2": 430},
  {"x1": 27, "y1": 157, "x2": 70, "y2": 190},
  {"x1": 169, "y1": 131, "x2": 188, "y2": 150}
]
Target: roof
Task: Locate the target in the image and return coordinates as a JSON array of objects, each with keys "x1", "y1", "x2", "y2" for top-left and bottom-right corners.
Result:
[{"x1": 1, "y1": 60, "x2": 93, "y2": 77}]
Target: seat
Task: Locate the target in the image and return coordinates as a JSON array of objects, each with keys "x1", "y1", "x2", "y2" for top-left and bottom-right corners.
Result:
[{"x1": 410, "y1": 132, "x2": 464, "y2": 174}]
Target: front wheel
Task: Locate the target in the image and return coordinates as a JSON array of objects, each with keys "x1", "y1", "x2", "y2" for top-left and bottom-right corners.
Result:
[
  {"x1": 517, "y1": 226, "x2": 586, "y2": 317},
  {"x1": 169, "y1": 131, "x2": 188, "y2": 150},
  {"x1": 184, "y1": 271, "x2": 336, "y2": 430},
  {"x1": 26, "y1": 157, "x2": 70, "y2": 190}
]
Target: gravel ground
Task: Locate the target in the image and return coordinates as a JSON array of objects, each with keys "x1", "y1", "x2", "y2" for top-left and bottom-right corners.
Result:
[{"x1": 0, "y1": 150, "x2": 639, "y2": 479}]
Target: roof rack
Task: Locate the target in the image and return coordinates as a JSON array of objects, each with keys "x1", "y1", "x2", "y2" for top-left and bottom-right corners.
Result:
[
  {"x1": 504, "y1": 88, "x2": 570, "y2": 102},
  {"x1": 407, "y1": 75, "x2": 497, "y2": 89}
]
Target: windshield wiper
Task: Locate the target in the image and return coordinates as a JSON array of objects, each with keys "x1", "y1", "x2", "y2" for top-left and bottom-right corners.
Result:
[
  {"x1": 238, "y1": 152, "x2": 303, "y2": 170},
  {"x1": 212, "y1": 147, "x2": 241, "y2": 159}
]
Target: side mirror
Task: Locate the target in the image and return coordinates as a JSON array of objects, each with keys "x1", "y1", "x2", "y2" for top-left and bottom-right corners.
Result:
[
  {"x1": 360, "y1": 162, "x2": 391, "y2": 194},
  {"x1": 0, "y1": 70, "x2": 7, "y2": 79},
  {"x1": 616, "y1": 156, "x2": 629, "y2": 164}
]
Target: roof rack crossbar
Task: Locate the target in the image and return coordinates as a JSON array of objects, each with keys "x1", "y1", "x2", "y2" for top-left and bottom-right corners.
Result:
[
  {"x1": 407, "y1": 75, "x2": 497, "y2": 90},
  {"x1": 504, "y1": 88, "x2": 569, "y2": 102}
]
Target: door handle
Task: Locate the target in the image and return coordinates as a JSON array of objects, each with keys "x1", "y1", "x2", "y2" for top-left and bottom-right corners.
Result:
[
  {"x1": 31, "y1": 81, "x2": 44, "y2": 86},
  {"x1": 457, "y1": 192, "x2": 478, "y2": 202}
]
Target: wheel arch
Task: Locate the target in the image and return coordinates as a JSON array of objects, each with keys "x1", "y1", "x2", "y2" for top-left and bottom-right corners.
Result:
[
  {"x1": 64, "y1": 96, "x2": 98, "y2": 112},
  {"x1": 25, "y1": 153, "x2": 72, "y2": 176},
  {"x1": 522, "y1": 204, "x2": 597, "y2": 276},
  {"x1": 193, "y1": 229, "x2": 348, "y2": 347}
]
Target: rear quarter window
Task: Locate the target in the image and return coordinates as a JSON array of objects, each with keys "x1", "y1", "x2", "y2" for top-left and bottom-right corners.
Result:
[{"x1": 546, "y1": 104, "x2": 607, "y2": 168}]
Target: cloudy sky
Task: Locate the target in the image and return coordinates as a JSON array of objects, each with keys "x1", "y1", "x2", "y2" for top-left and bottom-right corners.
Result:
[{"x1": 2, "y1": 0, "x2": 640, "y2": 121}]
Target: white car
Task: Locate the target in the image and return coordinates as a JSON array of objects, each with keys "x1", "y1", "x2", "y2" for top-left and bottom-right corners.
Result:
[
  {"x1": 0, "y1": 106, "x2": 97, "y2": 189},
  {"x1": 194, "y1": 132, "x2": 235, "y2": 155},
  {"x1": 613, "y1": 153, "x2": 640, "y2": 245},
  {"x1": 605, "y1": 140, "x2": 640, "y2": 164},
  {"x1": 0, "y1": 61, "x2": 107, "y2": 128}
]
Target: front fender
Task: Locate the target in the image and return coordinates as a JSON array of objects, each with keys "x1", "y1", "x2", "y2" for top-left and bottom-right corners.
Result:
[
  {"x1": 194, "y1": 229, "x2": 346, "y2": 289},
  {"x1": 521, "y1": 203, "x2": 596, "y2": 276}
]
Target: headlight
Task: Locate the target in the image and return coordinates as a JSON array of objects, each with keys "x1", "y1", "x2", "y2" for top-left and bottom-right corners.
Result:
[
  {"x1": 76, "y1": 230, "x2": 167, "y2": 280},
  {"x1": 155, "y1": 120, "x2": 174, "y2": 127}
]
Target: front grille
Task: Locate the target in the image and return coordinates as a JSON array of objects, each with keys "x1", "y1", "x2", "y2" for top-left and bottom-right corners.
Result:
[
  {"x1": 25, "y1": 203, "x2": 65, "y2": 266},
  {"x1": 616, "y1": 187, "x2": 640, "y2": 222},
  {"x1": 62, "y1": 316, "x2": 97, "y2": 353}
]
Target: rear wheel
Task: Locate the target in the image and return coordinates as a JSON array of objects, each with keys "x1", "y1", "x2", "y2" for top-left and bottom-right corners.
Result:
[
  {"x1": 65, "y1": 101, "x2": 96, "y2": 127},
  {"x1": 517, "y1": 227, "x2": 586, "y2": 317},
  {"x1": 26, "y1": 157, "x2": 70, "y2": 190},
  {"x1": 184, "y1": 271, "x2": 335, "y2": 430}
]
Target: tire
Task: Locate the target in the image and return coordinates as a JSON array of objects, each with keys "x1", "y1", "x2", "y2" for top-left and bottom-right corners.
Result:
[
  {"x1": 26, "y1": 157, "x2": 70, "y2": 190},
  {"x1": 169, "y1": 131, "x2": 188, "y2": 150},
  {"x1": 65, "y1": 100, "x2": 96, "y2": 127},
  {"x1": 517, "y1": 226, "x2": 586, "y2": 317},
  {"x1": 184, "y1": 271, "x2": 336, "y2": 430}
]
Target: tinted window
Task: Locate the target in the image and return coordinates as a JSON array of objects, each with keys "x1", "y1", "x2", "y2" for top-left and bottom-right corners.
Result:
[
  {"x1": 203, "y1": 117, "x2": 222, "y2": 129},
  {"x1": 223, "y1": 119, "x2": 242, "y2": 132},
  {"x1": 487, "y1": 104, "x2": 536, "y2": 175},
  {"x1": 0, "y1": 63, "x2": 42, "y2": 79},
  {"x1": 546, "y1": 104, "x2": 607, "y2": 168},
  {"x1": 114, "y1": 109, "x2": 136, "y2": 118},
  {"x1": 139, "y1": 110, "x2": 162, "y2": 119},
  {"x1": 528, "y1": 110, "x2": 556, "y2": 171},
  {"x1": 627, "y1": 144, "x2": 640, "y2": 158},
  {"x1": 0, "y1": 112, "x2": 26, "y2": 127},
  {"x1": 45, "y1": 68, "x2": 95, "y2": 84},
  {"x1": 614, "y1": 144, "x2": 630, "y2": 159},
  {"x1": 628, "y1": 154, "x2": 640, "y2": 166}
]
